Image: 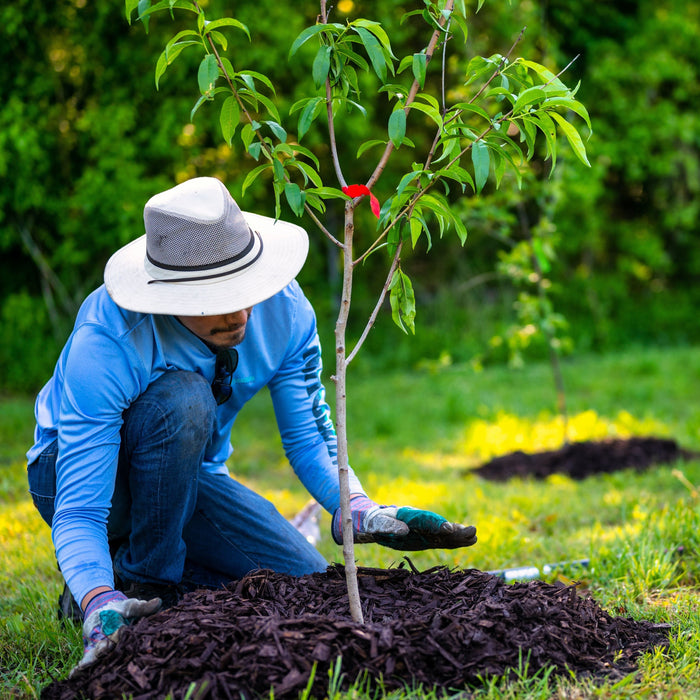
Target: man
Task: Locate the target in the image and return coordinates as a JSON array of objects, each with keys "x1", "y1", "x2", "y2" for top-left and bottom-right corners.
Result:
[{"x1": 27, "y1": 177, "x2": 477, "y2": 669}]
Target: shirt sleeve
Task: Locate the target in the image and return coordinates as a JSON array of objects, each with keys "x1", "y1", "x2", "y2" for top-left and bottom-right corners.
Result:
[
  {"x1": 51, "y1": 323, "x2": 145, "y2": 606},
  {"x1": 267, "y1": 292, "x2": 365, "y2": 513}
]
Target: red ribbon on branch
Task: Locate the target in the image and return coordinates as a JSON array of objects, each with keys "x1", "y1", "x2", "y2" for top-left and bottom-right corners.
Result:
[{"x1": 342, "y1": 184, "x2": 381, "y2": 218}]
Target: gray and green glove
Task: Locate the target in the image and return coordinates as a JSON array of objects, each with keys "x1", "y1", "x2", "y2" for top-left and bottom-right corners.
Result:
[
  {"x1": 73, "y1": 590, "x2": 161, "y2": 673},
  {"x1": 331, "y1": 494, "x2": 477, "y2": 550}
]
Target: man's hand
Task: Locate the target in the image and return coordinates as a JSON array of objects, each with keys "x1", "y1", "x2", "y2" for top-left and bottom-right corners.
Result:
[
  {"x1": 72, "y1": 590, "x2": 161, "y2": 673},
  {"x1": 331, "y1": 494, "x2": 477, "y2": 551}
]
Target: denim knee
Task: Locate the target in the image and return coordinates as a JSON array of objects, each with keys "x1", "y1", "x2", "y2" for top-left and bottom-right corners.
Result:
[
  {"x1": 122, "y1": 370, "x2": 216, "y2": 455},
  {"x1": 27, "y1": 439, "x2": 58, "y2": 527}
]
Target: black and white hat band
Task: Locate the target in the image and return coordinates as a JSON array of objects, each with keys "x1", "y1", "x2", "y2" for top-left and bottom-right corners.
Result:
[{"x1": 145, "y1": 230, "x2": 263, "y2": 284}]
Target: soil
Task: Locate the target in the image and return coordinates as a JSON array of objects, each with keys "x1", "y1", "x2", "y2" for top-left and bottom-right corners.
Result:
[
  {"x1": 472, "y1": 436, "x2": 698, "y2": 482},
  {"x1": 42, "y1": 563, "x2": 670, "y2": 700}
]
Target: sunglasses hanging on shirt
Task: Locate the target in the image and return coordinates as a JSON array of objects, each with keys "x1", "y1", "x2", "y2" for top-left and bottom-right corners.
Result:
[{"x1": 211, "y1": 349, "x2": 238, "y2": 405}]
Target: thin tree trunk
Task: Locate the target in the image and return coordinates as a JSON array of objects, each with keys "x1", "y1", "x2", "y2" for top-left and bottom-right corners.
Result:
[{"x1": 334, "y1": 203, "x2": 364, "y2": 624}]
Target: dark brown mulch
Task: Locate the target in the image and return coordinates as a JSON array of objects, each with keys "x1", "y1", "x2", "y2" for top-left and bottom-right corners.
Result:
[
  {"x1": 472, "y1": 436, "x2": 699, "y2": 482},
  {"x1": 42, "y1": 563, "x2": 671, "y2": 700}
]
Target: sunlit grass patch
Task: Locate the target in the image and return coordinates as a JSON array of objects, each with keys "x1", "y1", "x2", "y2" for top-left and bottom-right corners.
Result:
[
  {"x1": 459, "y1": 409, "x2": 670, "y2": 461},
  {"x1": 0, "y1": 500, "x2": 56, "y2": 595}
]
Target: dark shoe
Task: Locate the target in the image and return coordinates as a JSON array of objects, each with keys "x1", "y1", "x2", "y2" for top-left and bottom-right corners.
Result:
[
  {"x1": 57, "y1": 582, "x2": 83, "y2": 625},
  {"x1": 120, "y1": 580, "x2": 188, "y2": 609}
]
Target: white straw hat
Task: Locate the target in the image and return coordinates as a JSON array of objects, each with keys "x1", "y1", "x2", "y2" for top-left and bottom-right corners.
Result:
[{"x1": 104, "y1": 177, "x2": 309, "y2": 316}]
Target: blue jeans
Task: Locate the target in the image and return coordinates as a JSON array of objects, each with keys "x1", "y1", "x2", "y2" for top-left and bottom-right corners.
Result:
[{"x1": 27, "y1": 370, "x2": 327, "y2": 588}]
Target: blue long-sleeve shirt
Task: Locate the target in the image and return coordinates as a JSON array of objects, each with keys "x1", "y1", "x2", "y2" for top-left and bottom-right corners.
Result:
[{"x1": 27, "y1": 281, "x2": 363, "y2": 604}]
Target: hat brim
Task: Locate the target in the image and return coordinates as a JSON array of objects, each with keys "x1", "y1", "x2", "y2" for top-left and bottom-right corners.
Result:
[{"x1": 104, "y1": 212, "x2": 309, "y2": 316}]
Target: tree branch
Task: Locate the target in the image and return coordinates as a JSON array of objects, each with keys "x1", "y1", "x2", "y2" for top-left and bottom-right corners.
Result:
[
  {"x1": 320, "y1": 0, "x2": 348, "y2": 189},
  {"x1": 365, "y1": 0, "x2": 455, "y2": 191},
  {"x1": 347, "y1": 241, "x2": 403, "y2": 365}
]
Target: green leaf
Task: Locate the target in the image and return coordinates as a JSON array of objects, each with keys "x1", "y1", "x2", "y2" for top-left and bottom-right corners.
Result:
[
  {"x1": 197, "y1": 54, "x2": 219, "y2": 96},
  {"x1": 436, "y1": 164, "x2": 474, "y2": 193},
  {"x1": 289, "y1": 23, "x2": 340, "y2": 58},
  {"x1": 207, "y1": 30, "x2": 228, "y2": 52},
  {"x1": 518, "y1": 118, "x2": 537, "y2": 159},
  {"x1": 241, "y1": 164, "x2": 270, "y2": 196},
  {"x1": 550, "y1": 112, "x2": 591, "y2": 166},
  {"x1": 408, "y1": 101, "x2": 442, "y2": 127},
  {"x1": 471, "y1": 139, "x2": 490, "y2": 192},
  {"x1": 271, "y1": 158, "x2": 285, "y2": 184},
  {"x1": 261, "y1": 93, "x2": 283, "y2": 123},
  {"x1": 356, "y1": 139, "x2": 387, "y2": 158},
  {"x1": 190, "y1": 94, "x2": 208, "y2": 121},
  {"x1": 155, "y1": 44, "x2": 183, "y2": 89},
  {"x1": 165, "y1": 29, "x2": 199, "y2": 48},
  {"x1": 237, "y1": 71, "x2": 276, "y2": 94},
  {"x1": 533, "y1": 111, "x2": 558, "y2": 169},
  {"x1": 137, "y1": 0, "x2": 152, "y2": 31},
  {"x1": 453, "y1": 215, "x2": 468, "y2": 245},
  {"x1": 395, "y1": 170, "x2": 421, "y2": 199},
  {"x1": 248, "y1": 142, "x2": 262, "y2": 160},
  {"x1": 352, "y1": 19, "x2": 396, "y2": 58},
  {"x1": 409, "y1": 216, "x2": 423, "y2": 247},
  {"x1": 389, "y1": 269, "x2": 416, "y2": 334},
  {"x1": 544, "y1": 97, "x2": 592, "y2": 131},
  {"x1": 202, "y1": 17, "x2": 250, "y2": 40},
  {"x1": 492, "y1": 149, "x2": 506, "y2": 188},
  {"x1": 219, "y1": 96, "x2": 240, "y2": 146},
  {"x1": 289, "y1": 143, "x2": 319, "y2": 168},
  {"x1": 512, "y1": 86, "x2": 547, "y2": 114},
  {"x1": 296, "y1": 97, "x2": 324, "y2": 140},
  {"x1": 264, "y1": 120, "x2": 287, "y2": 142},
  {"x1": 292, "y1": 161, "x2": 322, "y2": 188},
  {"x1": 354, "y1": 26, "x2": 390, "y2": 82},
  {"x1": 240, "y1": 122, "x2": 257, "y2": 151},
  {"x1": 450, "y1": 102, "x2": 491, "y2": 122},
  {"x1": 335, "y1": 43, "x2": 370, "y2": 73},
  {"x1": 136, "y1": 0, "x2": 197, "y2": 22},
  {"x1": 219, "y1": 57, "x2": 235, "y2": 81},
  {"x1": 516, "y1": 59, "x2": 567, "y2": 91},
  {"x1": 485, "y1": 86, "x2": 514, "y2": 104},
  {"x1": 306, "y1": 186, "x2": 347, "y2": 200},
  {"x1": 312, "y1": 45, "x2": 332, "y2": 89},
  {"x1": 464, "y1": 55, "x2": 498, "y2": 86},
  {"x1": 284, "y1": 182, "x2": 306, "y2": 217},
  {"x1": 273, "y1": 180, "x2": 283, "y2": 219},
  {"x1": 304, "y1": 192, "x2": 327, "y2": 214},
  {"x1": 125, "y1": 0, "x2": 140, "y2": 23},
  {"x1": 397, "y1": 55, "x2": 413, "y2": 74},
  {"x1": 412, "y1": 52, "x2": 427, "y2": 88},
  {"x1": 275, "y1": 143, "x2": 294, "y2": 158},
  {"x1": 388, "y1": 109, "x2": 406, "y2": 149}
]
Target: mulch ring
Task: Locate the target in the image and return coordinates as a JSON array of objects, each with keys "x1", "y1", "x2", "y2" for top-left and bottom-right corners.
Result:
[
  {"x1": 472, "y1": 436, "x2": 699, "y2": 482},
  {"x1": 42, "y1": 563, "x2": 671, "y2": 700}
]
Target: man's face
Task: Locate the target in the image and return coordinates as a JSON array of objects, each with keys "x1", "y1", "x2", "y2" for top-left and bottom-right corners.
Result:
[{"x1": 177, "y1": 307, "x2": 253, "y2": 349}]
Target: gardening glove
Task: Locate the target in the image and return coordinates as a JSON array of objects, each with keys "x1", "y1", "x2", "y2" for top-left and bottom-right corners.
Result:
[
  {"x1": 72, "y1": 590, "x2": 161, "y2": 674},
  {"x1": 331, "y1": 494, "x2": 477, "y2": 551}
]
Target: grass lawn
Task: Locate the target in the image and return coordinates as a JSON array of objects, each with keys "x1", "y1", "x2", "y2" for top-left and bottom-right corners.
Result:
[{"x1": 2, "y1": 344, "x2": 700, "y2": 698}]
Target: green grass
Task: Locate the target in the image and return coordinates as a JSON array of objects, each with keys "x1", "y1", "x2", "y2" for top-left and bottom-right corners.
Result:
[{"x1": 2, "y1": 344, "x2": 700, "y2": 698}]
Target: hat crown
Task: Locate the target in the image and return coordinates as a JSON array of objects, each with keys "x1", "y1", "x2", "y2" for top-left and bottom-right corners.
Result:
[{"x1": 144, "y1": 177, "x2": 254, "y2": 272}]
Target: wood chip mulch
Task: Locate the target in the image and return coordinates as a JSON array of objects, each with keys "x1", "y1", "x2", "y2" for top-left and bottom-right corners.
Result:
[
  {"x1": 41, "y1": 563, "x2": 671, "y2": 699},
  {"x1": 472, "y1": 436, "x2": 698, "y2": 482}
]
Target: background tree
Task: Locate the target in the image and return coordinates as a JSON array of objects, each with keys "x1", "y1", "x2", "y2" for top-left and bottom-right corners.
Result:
[{"x1": 1, "y1": 0, "x2": 699, "y2": 393}]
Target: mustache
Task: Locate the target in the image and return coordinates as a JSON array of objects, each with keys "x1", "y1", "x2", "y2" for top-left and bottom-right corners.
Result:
[{"x1": 211, "y1": 326, "x2": 243, "y2": 335}]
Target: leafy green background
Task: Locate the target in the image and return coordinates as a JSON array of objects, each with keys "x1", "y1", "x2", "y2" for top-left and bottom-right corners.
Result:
[{"x1": 1, "y1": 0, "x2": 698, "y2": 391}]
